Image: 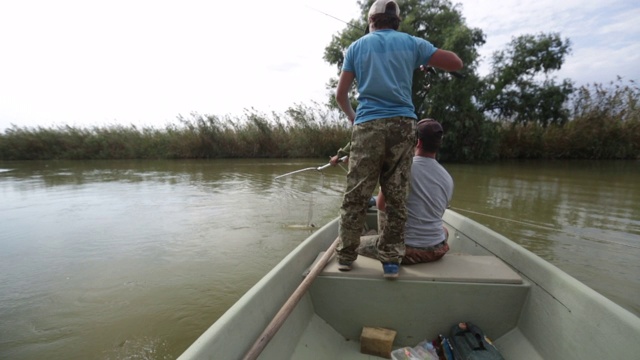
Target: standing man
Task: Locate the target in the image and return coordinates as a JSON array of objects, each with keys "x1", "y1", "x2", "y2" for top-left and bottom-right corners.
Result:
[
  {"x1": 358, "y1": 119, "x2": 453, "y2": 265},
  {"x1": 335, "y1": 0, "x2": 462, "y2": 278}
]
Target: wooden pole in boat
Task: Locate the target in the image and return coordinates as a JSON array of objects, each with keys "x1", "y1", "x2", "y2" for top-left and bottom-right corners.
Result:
[{"x1": 242, "y1": 236, "x2": 341, "y2": 360}]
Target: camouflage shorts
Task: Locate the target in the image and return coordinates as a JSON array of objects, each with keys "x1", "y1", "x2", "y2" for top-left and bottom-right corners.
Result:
[
  {"x1": 357, "y1": 226, "x2": 450, "y2": 265},
  {"x1": 402, "y1": 241, "x2": 450, "y2": 265}
]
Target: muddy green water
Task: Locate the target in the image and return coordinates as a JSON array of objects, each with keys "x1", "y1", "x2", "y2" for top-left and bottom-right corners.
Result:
[{"x1": 0, "y1": 159, "x2": 638, "y2": 359}]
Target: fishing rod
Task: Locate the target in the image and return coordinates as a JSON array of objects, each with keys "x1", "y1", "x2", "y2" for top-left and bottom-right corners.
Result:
[
  {"x1": 306, "y1": 5, "x2": 466, "y2": 118},
  {"x1": 274, "y1": 156, "x2": 348, "y2": 180},
  {"x1": 413, "y1": 65, "x2": 466, "y2": 118},
  {"x1": 306, "y1": 5, "x2": 466, "y2": 80},
  {"x1": 304, "y1": 5, "x2": 367, "y2": 32},
  {"x1": 414, "y1": 65, "x2": 435, "y2": 118}
]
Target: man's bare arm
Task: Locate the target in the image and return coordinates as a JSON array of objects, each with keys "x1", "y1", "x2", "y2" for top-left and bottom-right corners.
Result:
[
  {"x1": 427, "y1": 49, "x2": 463, "y2": 72},
  {"x1": 335, "y1": 71, "x2": 357, "y2": 123}
]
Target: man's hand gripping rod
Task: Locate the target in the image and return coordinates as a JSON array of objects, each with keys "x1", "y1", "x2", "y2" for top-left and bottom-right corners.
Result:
[{"x1": 317, "y1": 155, "x2": 348, "y2": 171}]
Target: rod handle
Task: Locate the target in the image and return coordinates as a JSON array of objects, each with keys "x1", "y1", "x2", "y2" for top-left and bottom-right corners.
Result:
[{"x1": 317, "y1": 155, "x2": 348, "y2": 171}]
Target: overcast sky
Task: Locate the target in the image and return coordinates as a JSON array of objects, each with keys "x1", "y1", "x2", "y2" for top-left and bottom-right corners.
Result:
[{"x1": 1, "y1": 0, "x2": 638, "y2": 131}]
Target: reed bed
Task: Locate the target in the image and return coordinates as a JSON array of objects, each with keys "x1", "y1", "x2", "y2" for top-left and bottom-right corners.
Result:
[
  {"x1": 0, "y1": 104, "x2": 351, "y2": 161},
  {"x1": 1, "y1": 80, "x2": 639, "y2": 161}
]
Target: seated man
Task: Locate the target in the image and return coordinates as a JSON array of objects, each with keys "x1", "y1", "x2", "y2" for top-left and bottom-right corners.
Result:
[{"x1": 357, "y1": 119, "x2": 453, "y2": 264}]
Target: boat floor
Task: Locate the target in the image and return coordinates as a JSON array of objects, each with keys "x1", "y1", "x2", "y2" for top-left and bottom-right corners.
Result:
[
  {"x1": 288, "y1": 253, "x2": 543, "y2": 359},
  {"x1": 292, "y1": 313, "x2": 542, "y2": 359}
]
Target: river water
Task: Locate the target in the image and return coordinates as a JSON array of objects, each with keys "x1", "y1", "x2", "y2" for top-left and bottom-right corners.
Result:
[{"x1": 0, "y1": 159, "x2": 638, "y2": 359}]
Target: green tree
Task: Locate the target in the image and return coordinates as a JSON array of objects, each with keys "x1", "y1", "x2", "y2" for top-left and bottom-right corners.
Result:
[
  {"x1": 480, "y1": 33, "x2": 574, "y2": 127},
  {"x1": 323, "y1": 0, "x2": 496, "y2": 161}
]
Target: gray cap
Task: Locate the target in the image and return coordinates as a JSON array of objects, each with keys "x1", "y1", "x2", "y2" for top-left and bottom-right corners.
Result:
[{"x1": 417, "y1": 118, "x2": 444, "y2": 147}]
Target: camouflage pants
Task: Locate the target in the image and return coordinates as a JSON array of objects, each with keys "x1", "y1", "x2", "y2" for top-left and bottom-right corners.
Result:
[{"x1": 337, "y1": 117, "x2": 416, "y2": 264}]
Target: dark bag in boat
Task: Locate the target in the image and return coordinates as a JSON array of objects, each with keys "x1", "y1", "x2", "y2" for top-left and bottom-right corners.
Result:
[
  {"x1": 434, "y1": 334, "x2": 456, "y2": 360},
  {"x1": 449, "y1": 322, "x2": 505, "y2": 360}
]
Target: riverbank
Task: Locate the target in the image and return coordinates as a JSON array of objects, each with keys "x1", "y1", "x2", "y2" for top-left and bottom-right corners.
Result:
[{"x1": 1, "y1": 102, "x2": 639, "y2": 161}]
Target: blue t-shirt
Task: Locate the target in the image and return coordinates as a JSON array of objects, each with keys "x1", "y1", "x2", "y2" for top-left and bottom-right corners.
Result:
[{"x1": 342, "y1": 29, "x2": 437, "y2": 124}]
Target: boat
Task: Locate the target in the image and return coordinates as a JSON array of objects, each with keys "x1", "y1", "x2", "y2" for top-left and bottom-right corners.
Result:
[{"x1": 178, "y1": 209, "x2": 640, "y2": 359}]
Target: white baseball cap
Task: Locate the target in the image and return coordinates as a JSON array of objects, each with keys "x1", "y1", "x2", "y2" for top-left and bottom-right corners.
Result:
[{"x1": 368, "y1": 0, "x2": 400, "y2": 18}]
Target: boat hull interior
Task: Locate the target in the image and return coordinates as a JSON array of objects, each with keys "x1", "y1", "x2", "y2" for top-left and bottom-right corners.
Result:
[{"x1": 179, "y1": 211, "x2": 640, "y2": 360}]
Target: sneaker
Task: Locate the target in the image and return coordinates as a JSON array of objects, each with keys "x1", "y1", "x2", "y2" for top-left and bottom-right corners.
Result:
[
  {"x1": 382, "y1": 263, "x2": 399, "y2": 279},
  {"x1": 337, "y1": 261, "x2": 353, "y2": 272}
]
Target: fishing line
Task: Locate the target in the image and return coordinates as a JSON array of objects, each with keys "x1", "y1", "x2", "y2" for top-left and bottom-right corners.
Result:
[
  {"x1": 304, "y1": 5, "x2": 366, "y2": 32},
  {"x1": 451, "y1": 224, "x2": 573, "y2": 314},
  {"x1": 275, "y1": 165, "x2": 340, "y2": 230},
  {"x1": 450, "y1": 206, "x2": 640, "y2": 250}
]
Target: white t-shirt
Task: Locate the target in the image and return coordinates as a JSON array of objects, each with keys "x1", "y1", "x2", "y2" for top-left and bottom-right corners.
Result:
[{"x1": 404, "y1": 156, "x2": 454, "y2": 248}]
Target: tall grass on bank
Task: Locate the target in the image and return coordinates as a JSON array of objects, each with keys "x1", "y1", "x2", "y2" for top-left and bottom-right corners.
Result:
[
  {"x1": 2, "y1": 80, "x2": 639, "y2": 161},
  {"x1": 497, "y1": 78, "x2": 640, "y2": 159},
  {"x1": 0, "y1": 125, "x2": 176, "y2": 160},
  {"x1": 0, "y1": 104, "x2": 352, "y2": 161}
]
